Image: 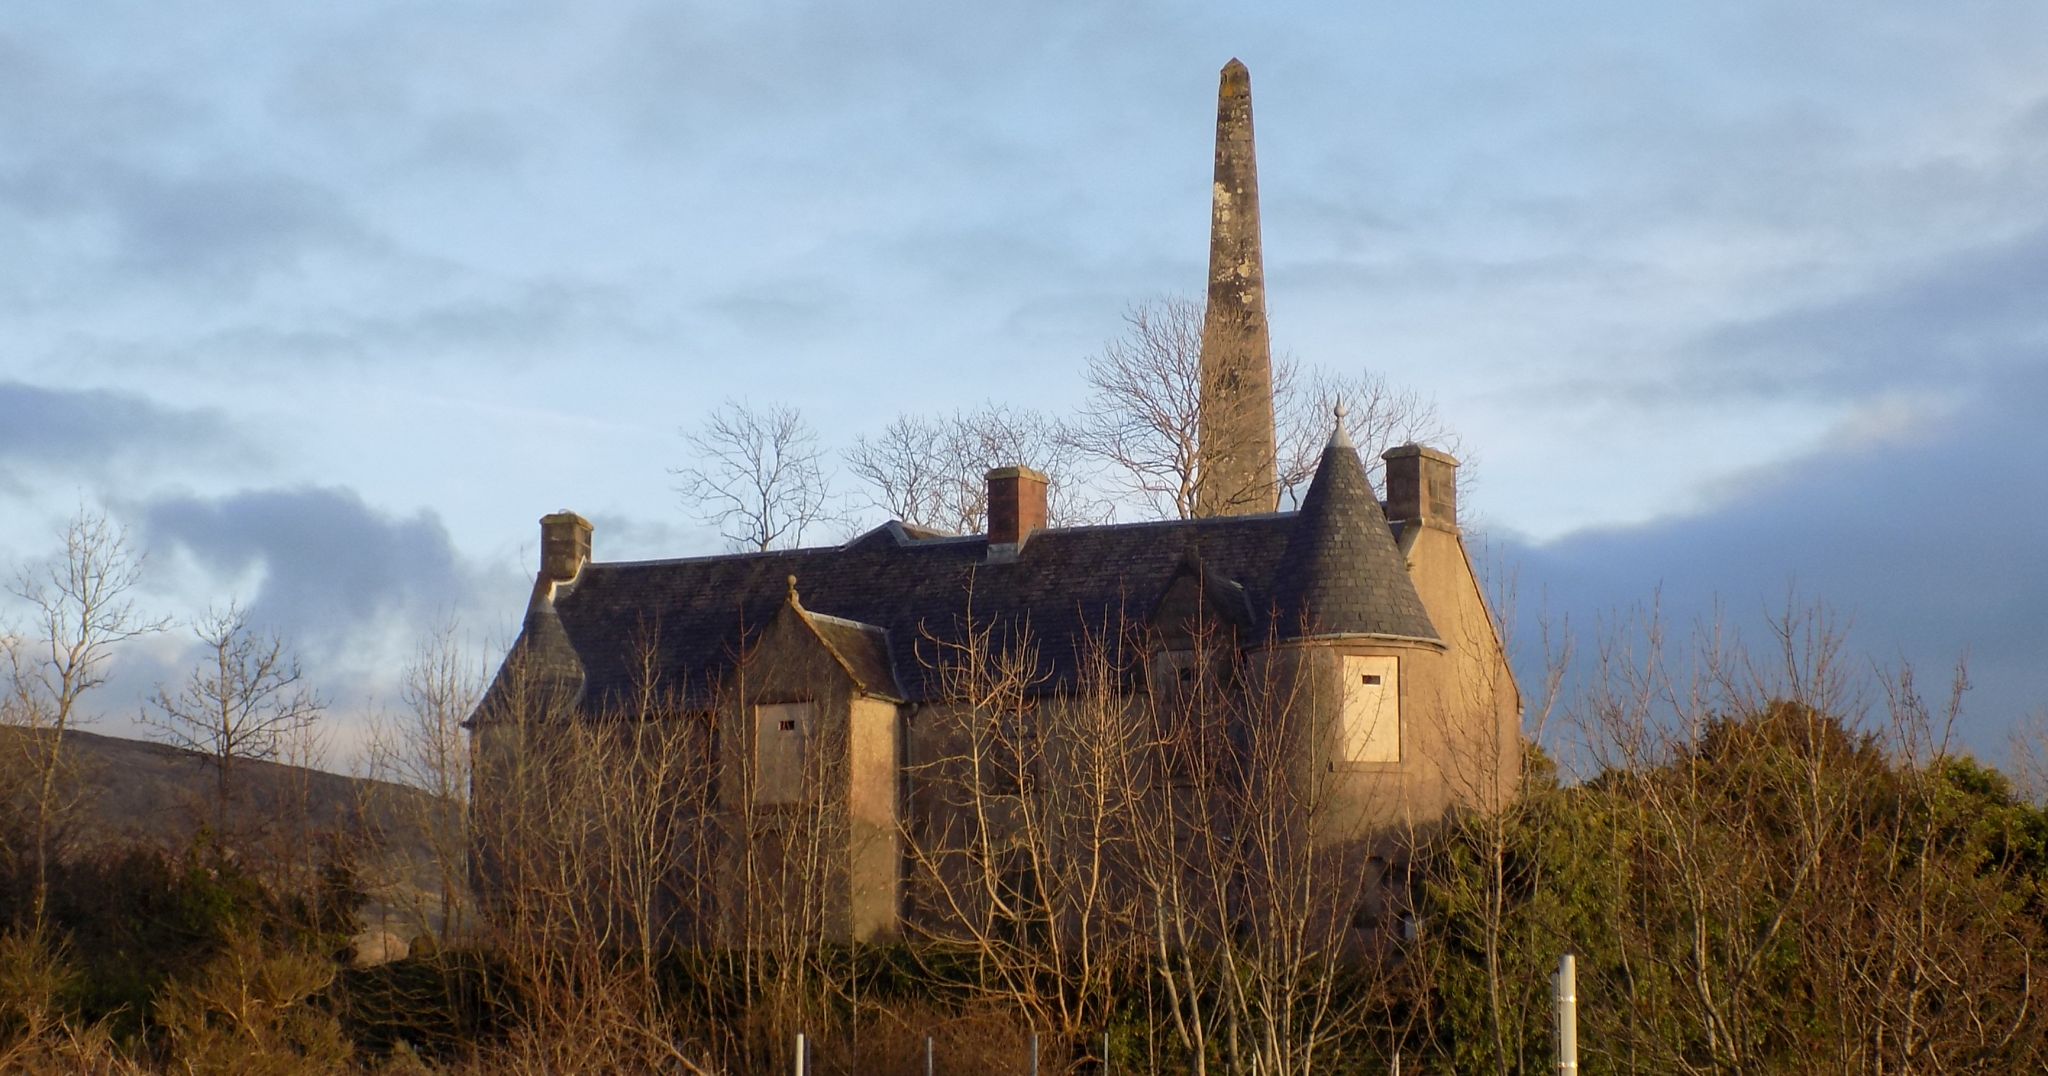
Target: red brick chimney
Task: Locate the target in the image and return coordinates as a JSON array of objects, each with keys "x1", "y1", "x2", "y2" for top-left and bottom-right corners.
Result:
[{"x1": 985, "y1": 467, "x2": 1048, "y2": 555}]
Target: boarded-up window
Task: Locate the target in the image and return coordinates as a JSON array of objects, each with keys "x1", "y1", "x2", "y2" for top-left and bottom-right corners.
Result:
[
  {"x1": 1147, "y1": 649, "x2": 1207, "y2": 786},
  {"x1": 756, "y1": 701, "x2": 814, "y2": 804},
  {"x1": 1341, "y1": 655, "x2": 1399, "y2": 763},
  {"x1": 1149, "y1": 648, "x2": 1201, "y2": 693}
]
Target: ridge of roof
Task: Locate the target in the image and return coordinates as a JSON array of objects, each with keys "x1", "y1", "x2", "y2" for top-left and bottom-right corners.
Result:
[
  {"x1": 1037, "y1": 509, "x2": 1297, "y2": 535},
  {"x1": 583, "y1": 546, "x2": 816, "y2": 570},
  {"x1": 583, "y1": 509, "x2": 1298, "y2": 574},
  {"x1": 806, "y1": 610, "x2": 888, "y2": 632}
]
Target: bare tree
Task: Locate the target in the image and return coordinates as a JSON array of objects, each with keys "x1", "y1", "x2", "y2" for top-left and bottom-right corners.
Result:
[
  {"x1": 846, "y1": 412, "x2": 955, "y2": 532},
  {"x1": 365, "y1": 620, "x2": 483, "y2": 941},
  {"x1": 1069, "y1": 295, "x2": 1460, "y2": 518},
  {"x1": 673, "y1": 399, "x2": 836, "y2": 552},
  {"x1": 469, "y1": 628, "x2": 742, "y2": 1072},
  {"x1": 1277, "y1": 366, "x2": 1459, "y2": 507},
  {"x1": 899, "y1": 609, "x2": 1147, "y2": 1067},
  {"x1": 2010, "y1": 707, "x2": 2048, "y2": 805},
  {"x1": 1066, "y1": 296, "x2": 1210, "y2": 519},
  {"x1": 1133, "y1": 614, "x2": 1403, "y2": 1075},
  {"x1": 847, "y1": 403, "x2": 1104, "y2": 535},
  {"x1": 2, "y1": 507, "x2": 167, "y2": 930},
  {"x1": 144, "y1": 603, "x2": 324, "y2": 836}
]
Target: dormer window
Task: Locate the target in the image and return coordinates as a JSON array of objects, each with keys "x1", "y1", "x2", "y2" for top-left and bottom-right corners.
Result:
[
  {"x1": 1341, "y1": 655, "x2": 1400, "y2": 763},
  {"x1": 756, "y1": 701, "x2": 814, "y2": 804}
]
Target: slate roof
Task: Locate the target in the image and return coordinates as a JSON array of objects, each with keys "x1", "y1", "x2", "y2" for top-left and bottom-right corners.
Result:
[
  {"x1": 1271, "y1": 438, "x2": 1440, "y2": 642},
  {"x1": 800, "y1": 610, "x2": 904, "y2": 702},
  {"x1": 486, "y1": 440, "x2": 1440, "y2": 715}
]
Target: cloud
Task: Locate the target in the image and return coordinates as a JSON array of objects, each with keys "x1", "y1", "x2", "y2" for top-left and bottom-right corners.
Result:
[
  {"x1": 1502, "y1": 359, "x2": 2048, "y2": 755},
  {"x1": 184, "y1": 279, "x2": 635, "y2": 369},
  {"x1": 0, "y1": 381, "x2": 250, "y2": 488},
  {"x1": 583, "y1": 511, "x2": 708, "y2": 563},
  {"x1": 136, "y1": 486, "x2": 498, "y2": 662},
  {"x1": 0, "y1": 31, "x2": 204, "y2": 152},
  {"x1": 1491, "y1": 208, "x2": 2048, "y2": 755},
  {"x1": 0, "y1": 32, "x2": 383, "y2": 298},
  {"x1": 1696, "y1": 223, "x2": 2048, "y2": 397},
  {"x1": 0, "y1": 485, "x2": 526, "y2": 767},
  {"x1": 0, "y1": 156, "x2": 381, "y2": 294}
]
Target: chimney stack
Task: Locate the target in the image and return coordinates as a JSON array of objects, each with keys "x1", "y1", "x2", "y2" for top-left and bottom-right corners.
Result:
[
  {"x1": 1195, "y1": 58, "x2": 1279, "y2": 517},
  {"x1": 1381, "y1": 445, "x2": 1459, "y2": 531},
  {"x1": 539, "y1": 510, "x2": 593, "y2": 582},
  {"x1": 985, "y1": 467, "x2": 1048, "y2": 556}
]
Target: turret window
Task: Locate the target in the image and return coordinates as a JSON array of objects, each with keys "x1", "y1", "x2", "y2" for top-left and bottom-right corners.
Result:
[{"x1": 1341, "y1": 655, "x2": 1400, "y2": 763}]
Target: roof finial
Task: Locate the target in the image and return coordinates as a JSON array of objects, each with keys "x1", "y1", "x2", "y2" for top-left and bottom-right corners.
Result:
[
  {"x1": 1328, "y1": 399, "x2": 1354, "y2": 450},
  {"x1": 786, "y1": 573, "x2": 800, "y2": 605}
]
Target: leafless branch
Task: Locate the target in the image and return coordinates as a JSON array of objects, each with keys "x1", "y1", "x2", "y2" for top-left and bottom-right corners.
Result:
[
  {"x1": 673, "y1": 399, "x2": 837, "y2": 551},
  {"x1": 847, "y1": 403, "x2": 1106, "y2": 534},
  {"x1": 2, "y1": 506, "x2": 167, "y2": 930},
  {"x1": 143, "y1": 602, "x2": 324, "y2": 836}
]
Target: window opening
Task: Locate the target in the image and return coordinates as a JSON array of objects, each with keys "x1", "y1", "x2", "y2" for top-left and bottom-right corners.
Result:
[
  {"x1": 755, "y1": 701, "x2": 815, "y2": 804},
  {"x1": 1340, "y1": 655, "x2": 1400, "y2": 763}
]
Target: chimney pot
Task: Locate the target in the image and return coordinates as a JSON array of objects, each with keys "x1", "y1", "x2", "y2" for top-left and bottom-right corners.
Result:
[
  {"x1": 985, "y1": 467, "x2": 1049, "y2": 553},
  {"x1": 539, "y1": 510, "x2": 593, "y2": 582},
  {"x1": 1381, "y1": 444, "x2": 1459, "y2": 530}
]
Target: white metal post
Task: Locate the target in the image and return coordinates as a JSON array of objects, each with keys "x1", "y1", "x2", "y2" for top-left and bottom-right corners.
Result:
[
  {"x1": 925, "y1": 1034, "x2": 934, "y2": 1076},
  {"x1": 795, "y1": 1032, "x2": 808, "y2": 1076},
  {"x1": 1554, "y1": 953, "x2": 1578, "y2": 1075}
]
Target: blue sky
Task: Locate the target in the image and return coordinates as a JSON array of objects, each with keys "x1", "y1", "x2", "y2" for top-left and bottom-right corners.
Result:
[{"x1": 3, "y1": 2, "x2": 2043, "y2": 766}]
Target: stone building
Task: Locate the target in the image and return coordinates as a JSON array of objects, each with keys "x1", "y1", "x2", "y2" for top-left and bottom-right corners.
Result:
[{"x1": 470, "y1": 61, "x2": 1520, "y2": 946}]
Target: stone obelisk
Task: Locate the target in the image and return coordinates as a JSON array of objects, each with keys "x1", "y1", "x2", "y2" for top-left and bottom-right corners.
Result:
[{"x1": 1195, "y1": 58, "x2": 1279, "y2": 517}]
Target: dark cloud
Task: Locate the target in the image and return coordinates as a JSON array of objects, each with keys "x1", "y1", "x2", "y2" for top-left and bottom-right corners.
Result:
[
  {"x1": 1697, "y1": 224, "x2": 2048, "y2": 397},
  {"x1": 0, "y1": 31, "x2": 379, "y2": 296},
  {"x1": 43, "y1": 277, "x2": 643, "y2": 387},
  {"x1": 0, "y1": 156, "x2": 379, "y2": 293},
  {"x1": 1492, "y1": 213, "x2": 2048, "y2": 756},
  {"x1": 0, "y1": 32, "x2": 203, "y2": 151},
  {"x1": 137, "y1": 486, "x2": 488, "y2": 661},
  {"x1": 0, "y1": 381, "x2": 248, "y2": 486},
  {"x1": 1501, "y1": 360, "x2": 2048, "y2": 756}
]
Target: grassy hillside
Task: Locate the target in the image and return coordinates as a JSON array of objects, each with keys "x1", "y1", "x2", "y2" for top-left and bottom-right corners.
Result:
[{"x1": 1, "y1": 725, "x2": 464, "y2": 939}]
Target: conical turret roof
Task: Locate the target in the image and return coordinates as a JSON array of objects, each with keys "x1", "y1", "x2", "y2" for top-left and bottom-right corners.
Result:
[
  {"x1": 472, "y1": 586, "x2": 586, "y2": 725},
  {"x1": 1270, "y1": 424, "x2": 1439, "y2": 642}
]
